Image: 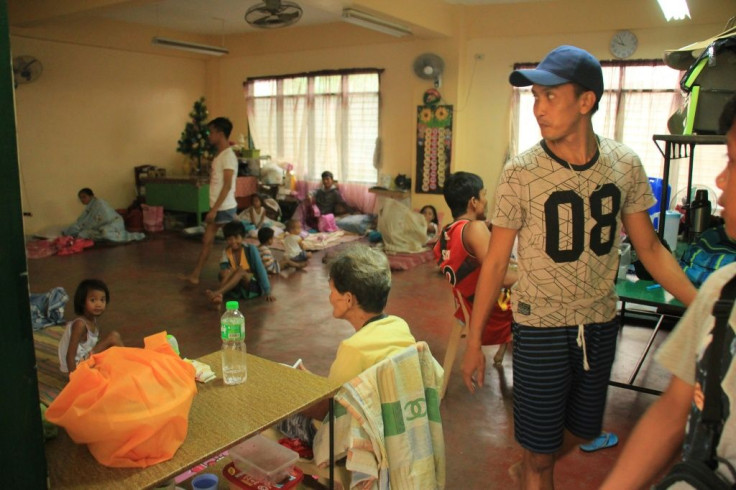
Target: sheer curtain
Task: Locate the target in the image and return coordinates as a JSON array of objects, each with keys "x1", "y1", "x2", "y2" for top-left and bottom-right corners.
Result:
[{"x1": 245, "y1": 69, "x2": 381, "y2": 186}]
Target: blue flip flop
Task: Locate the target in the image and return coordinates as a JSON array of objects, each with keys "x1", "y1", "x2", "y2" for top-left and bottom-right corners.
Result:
[{"x1": 580, "y1": 431, "x2": 619, "y2": 452}]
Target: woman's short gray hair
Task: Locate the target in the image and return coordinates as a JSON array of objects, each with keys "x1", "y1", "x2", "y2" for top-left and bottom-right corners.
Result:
[{"x1": 329, "y1": 244, "x2": 391, "y2": 314}]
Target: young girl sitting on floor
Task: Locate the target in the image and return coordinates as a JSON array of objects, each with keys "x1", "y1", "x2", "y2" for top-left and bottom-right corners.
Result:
[
  {"x1": 238, "y1": 194, "x2": 284, "y2": 238},
  {"x1": 58, "y1": 279, "x2": 123, "y2": 373},
  {"x1": 420, "y1": 204, "x2": 440, "y2": 244}
]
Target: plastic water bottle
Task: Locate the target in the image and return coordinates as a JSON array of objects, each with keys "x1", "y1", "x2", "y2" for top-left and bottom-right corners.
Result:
[{"x1": 221, "y1": 301, "x2": 247, "y2": 385}]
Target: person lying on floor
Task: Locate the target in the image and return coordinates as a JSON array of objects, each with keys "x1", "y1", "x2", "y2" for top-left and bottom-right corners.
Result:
[
  {"x1": 205, "y1": 221, "x2": 275, "y2": 304},
  {"x1": 62, "y1": 188, "x2": 145, "y2": 243},
  {"x1": 277, "y1": 243, "x2": 416, "y2": 444}
]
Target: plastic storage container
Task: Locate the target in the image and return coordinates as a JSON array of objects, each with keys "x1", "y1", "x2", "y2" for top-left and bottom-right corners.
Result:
[
  {"x1": 228, "y1": 434, "x2": 299, "y2": 484},
  {"x1": 222, "y1": 462, "x2": 303, "y2": 490}
]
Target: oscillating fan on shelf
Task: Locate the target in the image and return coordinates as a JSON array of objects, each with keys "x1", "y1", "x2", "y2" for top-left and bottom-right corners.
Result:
[
  {"x1": 13, "y1": 56, "x2": 42, "y2": 88},
  {"x1": 413, "y1": 53, "x2": 445, "y2": 88},
  {"x1": 245, "y1": 0, "x2": 303, "y2": 29}
]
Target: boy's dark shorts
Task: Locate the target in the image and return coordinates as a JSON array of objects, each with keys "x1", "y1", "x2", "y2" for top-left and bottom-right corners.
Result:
[{"x1": 512, "y1": 319, "x2": 618, "y2": 453}]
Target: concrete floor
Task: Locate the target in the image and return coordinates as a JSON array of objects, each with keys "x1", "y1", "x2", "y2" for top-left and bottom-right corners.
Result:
[{"x1": 28, "y1": 231, "x2": 676, "y2": 489}]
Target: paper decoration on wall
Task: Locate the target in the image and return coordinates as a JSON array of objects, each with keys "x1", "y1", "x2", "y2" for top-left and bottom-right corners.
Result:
[{"x1": 416, "y1": 104, "x2": 452, "y2": 194}]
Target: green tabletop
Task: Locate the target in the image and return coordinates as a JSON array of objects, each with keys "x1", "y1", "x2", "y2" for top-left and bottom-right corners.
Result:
[{"x1": 616, "y1": 277, "x2": 685, "y2": 310}]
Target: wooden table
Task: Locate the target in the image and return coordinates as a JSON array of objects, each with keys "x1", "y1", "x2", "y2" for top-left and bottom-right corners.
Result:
[{"x1": 45, "y1": 352, "x2": 340, "y2": 489}]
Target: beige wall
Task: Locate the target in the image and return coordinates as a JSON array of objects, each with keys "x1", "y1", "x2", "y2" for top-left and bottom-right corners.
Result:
[
  {"x1": 12, "y1": 36, "x2": 207, "y2": 235},
  {"x1": 9, "y1": 0, "x2": 733, "y2": 233}
]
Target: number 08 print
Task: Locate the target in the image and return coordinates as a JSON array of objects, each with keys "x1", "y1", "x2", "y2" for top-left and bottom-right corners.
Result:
[{"x1": 416, "y1": 104, "x2": 452, "y2": 194}]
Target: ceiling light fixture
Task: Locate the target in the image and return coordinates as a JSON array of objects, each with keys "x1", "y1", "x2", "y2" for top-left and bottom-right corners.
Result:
[
  {"x1": 341, "y1": 8, "x2": 411, "y2": 37},
  {"x1": 656, "y1": 0, "x2": 691, "y2": 21},
  {"x1": 151, "y1": 36, "x2": 229, "y2": 56}
]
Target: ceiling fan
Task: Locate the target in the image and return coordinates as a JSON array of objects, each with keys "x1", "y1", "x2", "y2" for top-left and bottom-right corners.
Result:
[{"x1": 245, "y1": 0, "x2": 303, "y2": 29}]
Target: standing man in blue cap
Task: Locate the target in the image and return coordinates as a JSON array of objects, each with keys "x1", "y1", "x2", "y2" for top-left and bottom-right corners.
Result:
[{"x1": 460, "y1": 45, "x2": 697, "y2": 489}]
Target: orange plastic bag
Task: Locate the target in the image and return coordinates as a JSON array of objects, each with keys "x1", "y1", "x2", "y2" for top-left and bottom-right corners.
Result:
[{"x1": 45, "y1": 332, "x2": 197, "y2": 468}]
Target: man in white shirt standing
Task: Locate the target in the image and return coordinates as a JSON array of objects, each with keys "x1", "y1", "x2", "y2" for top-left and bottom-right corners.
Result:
[{"x1": 182, "y1": 117, "x2": 238, "y2": 285}]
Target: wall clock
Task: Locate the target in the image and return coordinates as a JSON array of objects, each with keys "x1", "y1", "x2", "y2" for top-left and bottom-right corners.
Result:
[{"x1": 610, "y1": 30, "x2": 638, "y2": 59}]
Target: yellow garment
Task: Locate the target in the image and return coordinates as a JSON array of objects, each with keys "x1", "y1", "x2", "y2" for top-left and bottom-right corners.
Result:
[
  {"x1": 328, "y1": 315, "x2": 416, "y2": 386},
  {"x1": 227, "y1": 247, "x2": 250, "y2": 271},
  {"x1": 314, "y1": 342, "x2": 446, "y2": 489}
]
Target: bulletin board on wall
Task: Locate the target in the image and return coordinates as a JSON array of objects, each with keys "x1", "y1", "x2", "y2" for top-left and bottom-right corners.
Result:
[{"x1": 416, "y1": 104, "x2": 452, "y2": 194}]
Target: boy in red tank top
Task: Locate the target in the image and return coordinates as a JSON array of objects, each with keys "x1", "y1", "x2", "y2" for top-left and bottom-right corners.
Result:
[{"x1": 433, "y1": 171, "x2": 518, "y2": 364}]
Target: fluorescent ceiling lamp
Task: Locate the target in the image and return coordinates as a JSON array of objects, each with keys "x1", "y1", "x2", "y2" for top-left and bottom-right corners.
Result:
[
  {"x1": 342, "y1": 8, "x2": 411, "y2": 37},
  {"x1": 657, "y1": 0, "x2": 690, "y2": 21},
  {"x1": 151, "y1": 37, "x2": 229, "y2": 56}
]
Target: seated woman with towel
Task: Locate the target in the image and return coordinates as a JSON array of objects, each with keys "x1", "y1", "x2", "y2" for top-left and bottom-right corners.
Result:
[
  {"x1": 62, "y1": 188, "x2": 144, "y2": 243},
  {"x1": 277, "y1": 244, "x2": 416, "y2": 444}
]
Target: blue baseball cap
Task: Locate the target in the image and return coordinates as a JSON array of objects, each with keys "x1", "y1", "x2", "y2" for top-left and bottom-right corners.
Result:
[{"x1": 509, "y1": 45, "x2": 603, "y2": 103}]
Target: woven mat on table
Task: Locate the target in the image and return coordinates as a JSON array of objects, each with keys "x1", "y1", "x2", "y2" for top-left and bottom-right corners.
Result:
[{"x1": 33, "y1": 326, "x2": 68, "y2": 406}]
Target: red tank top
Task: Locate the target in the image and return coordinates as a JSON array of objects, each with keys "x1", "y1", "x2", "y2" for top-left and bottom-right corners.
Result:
[{"x1": 433, "y1": 220, "x2": 512, "y2": 345}]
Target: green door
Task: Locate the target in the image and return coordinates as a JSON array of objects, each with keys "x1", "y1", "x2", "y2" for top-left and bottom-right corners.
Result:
[{"x1": 0, "y1": 0, "x2": 47, "y2": 485}]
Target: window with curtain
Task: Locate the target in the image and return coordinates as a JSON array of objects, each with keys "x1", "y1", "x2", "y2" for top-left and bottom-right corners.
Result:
[
  {"x1": 510, "y1": 60, "x2": 724, "y2": 207},
  {"x1": 245, "y1": 69, "x2": 382, "y2": 184}
]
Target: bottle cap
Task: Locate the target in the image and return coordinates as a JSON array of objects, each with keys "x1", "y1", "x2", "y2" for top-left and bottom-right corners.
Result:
[{"x1": 225, "y1": 301, "x2": 239, "y2": 310}]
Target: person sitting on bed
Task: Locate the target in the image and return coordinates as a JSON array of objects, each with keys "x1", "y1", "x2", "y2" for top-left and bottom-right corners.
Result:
[
  {"x1": 205, "y1": 221, "x2": 275, "y2": 304},
  {"x1": 62, "y1": 188, "x2": 145, "y2": 243},
  {"x1": 277, "y1": 244, "x2": 416, "y2": 444}
]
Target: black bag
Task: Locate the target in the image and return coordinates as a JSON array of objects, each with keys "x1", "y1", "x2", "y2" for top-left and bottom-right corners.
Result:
[
  {"x1": 655, "y1": 459, "x2": 735, "y2": 489},
  {"x1": 654, "y1": 276, "x2": 736, "y2": 489}
]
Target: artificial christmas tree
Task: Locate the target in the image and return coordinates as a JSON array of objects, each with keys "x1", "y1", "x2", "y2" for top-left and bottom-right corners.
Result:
[{"x1": 176, "y1": 97, "x2": 215, "y2": 175}]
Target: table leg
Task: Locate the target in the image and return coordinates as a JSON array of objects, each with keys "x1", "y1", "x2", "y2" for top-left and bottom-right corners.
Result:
[
  {"x1": 619, "y1": 299, "x2": 626, "y2": 329},
  {"x1": 627, "y1": 314, "x2": 665, "y2": 385}
]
